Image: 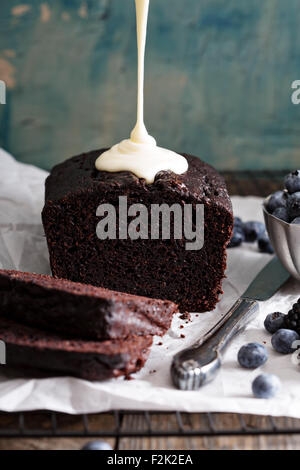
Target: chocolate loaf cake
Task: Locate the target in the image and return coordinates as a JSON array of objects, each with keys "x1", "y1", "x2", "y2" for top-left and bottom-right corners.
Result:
[
  {"x1": 0, "y1": 317, "x2": 152, "y2": 381},
  {"x1": 0, "y1": 270, "x2": 177, "y2": 340},
  {"x1": 42, "y1": 150, "x2": 233, "y2": 312}
]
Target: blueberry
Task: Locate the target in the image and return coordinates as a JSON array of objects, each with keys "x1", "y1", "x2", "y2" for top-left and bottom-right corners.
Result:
[
  {"x1": 291, "y1": 217, "x2": 300, "y2": 225},
  {"x1": 228, "y1": 227, "x2": 244, "y2": 248},
  {"x1": 243, "y1": 221, "x2": 265, "y2": 242},
  {"x1": 271, "y1": 328, "x2": 300, "y2": 354},
  {"x1": 237, "y1": 342, "x2": 268, "y2": 369},
  {"x1": 234, "y1": 217, "x2": 243, "y2": 229},
  {"x1": 264, "y1": 312, "x2": 286, "y2": 333},
  {"x1": 258, "y1": 232, "x2": 274, "y2": 254},
  {"x1": 284, "y1": 170, "x2": 300, "y2": 194},
  {"x1": 287, "y1": 192, "x2": 300, "y2": 220},
  {"x1": 82, "y1": 441, "x2": 112, "y2": 450},
  {"x1": 272, "y1": 207, "x2": 290, "y2": 222},
  {"x1": 252, "y1": 374, "x2": 281, "y2": 399},
  {"x1": 266, "y1": 191, "x2": 288, "y2": 214}
]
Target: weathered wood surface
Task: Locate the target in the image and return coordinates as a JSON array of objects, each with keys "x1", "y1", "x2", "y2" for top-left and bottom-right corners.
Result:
[
  {"x1": 0, "y1": 0, "x2": 300, "y2": 171},
  {"x1": 0, "y1": 412, "x2": 300, "y2": 450}
]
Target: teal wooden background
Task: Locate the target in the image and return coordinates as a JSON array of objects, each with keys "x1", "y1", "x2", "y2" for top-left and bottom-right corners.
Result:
[{"x1": 0, "y1": 0, "x2": 300, "y2": 171}]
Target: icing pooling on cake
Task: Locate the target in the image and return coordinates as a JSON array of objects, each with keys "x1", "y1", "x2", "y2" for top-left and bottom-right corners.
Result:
[{"x1": 95, "y1": 0, "x2": 188, "y2": 184}]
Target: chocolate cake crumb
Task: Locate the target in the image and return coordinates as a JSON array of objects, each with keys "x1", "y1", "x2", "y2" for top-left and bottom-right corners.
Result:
[
  {"x1": 42, "y1": 150, "x2": 233, "y2": 312},
  {"x1": 179, "y1": 312, "x2": 191, "y2": 321}
]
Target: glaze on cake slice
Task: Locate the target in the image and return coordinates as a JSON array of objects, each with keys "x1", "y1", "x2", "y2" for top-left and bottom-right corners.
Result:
[
  {"x1": 0, "y1": 270, "x2": 178, "y2": 340},
  {"x1": 0, "y1": 317, "x2": 152, "y2": 381},
  {"x1": 42, "y1": 150, "x2": 233, "y2": 312}
]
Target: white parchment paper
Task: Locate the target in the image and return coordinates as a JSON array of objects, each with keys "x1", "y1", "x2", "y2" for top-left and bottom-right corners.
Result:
[{"x1": 0, "y1": 149, "x2": 299, "y2": 416}]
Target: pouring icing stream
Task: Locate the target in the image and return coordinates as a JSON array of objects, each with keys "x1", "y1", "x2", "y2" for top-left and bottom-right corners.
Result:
[{"x1": 95, "y1": 0, "x2": 188, "y2": 184}]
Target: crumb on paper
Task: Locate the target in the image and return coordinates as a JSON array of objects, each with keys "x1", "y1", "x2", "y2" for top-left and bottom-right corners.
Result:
[{"x1": 179, "y1": 312, "x2": 191, "y2": 321}]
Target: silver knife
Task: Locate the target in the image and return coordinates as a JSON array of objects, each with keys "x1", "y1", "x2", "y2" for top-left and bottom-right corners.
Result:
[{"x1": 171, "y1": 257, "x2": 290, "y2": 390}]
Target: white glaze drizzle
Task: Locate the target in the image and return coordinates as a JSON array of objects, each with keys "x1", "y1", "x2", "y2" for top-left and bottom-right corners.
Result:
[{"x1": 95, "y1": 0, "x2": 188, "y2": 184}]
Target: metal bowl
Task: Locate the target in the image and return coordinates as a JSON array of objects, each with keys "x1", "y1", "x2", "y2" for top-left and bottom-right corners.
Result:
[{"x1": 263, "y1": 197, "x2": 300, "y2": 281}]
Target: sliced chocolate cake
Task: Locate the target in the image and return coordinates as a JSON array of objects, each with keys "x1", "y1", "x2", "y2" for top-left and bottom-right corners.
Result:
[
  {"x1": 0, "y1": 270, "x2": 177, "y2": 340},
  {"x1": 42, "y1": 150, "x2": 233, "y2": 312},
  {"x1": 0, "y1": 317, "x2": 152, "y2": 381}
]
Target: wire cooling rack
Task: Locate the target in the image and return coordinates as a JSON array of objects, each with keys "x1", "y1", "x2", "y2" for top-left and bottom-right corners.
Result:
[
  {"x1": 1, "y1": 411, "x2": 300, "y2": 438},
  {"x1": 0, "y1": 170, "x2": 293, "y2": 443}
]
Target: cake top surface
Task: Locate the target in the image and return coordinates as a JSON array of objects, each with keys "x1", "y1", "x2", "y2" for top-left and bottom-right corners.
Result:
[
  {"x1": 45, "y1": 150, "x2": 232, "y2": 214},
  {"x1": 0, "y1": 269, "x2": 177, "y2": 309}
]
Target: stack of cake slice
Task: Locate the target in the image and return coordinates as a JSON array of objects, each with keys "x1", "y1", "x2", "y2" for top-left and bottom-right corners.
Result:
[{"x1": 0, "y1": 270, "x2": 178, "y2": 380}]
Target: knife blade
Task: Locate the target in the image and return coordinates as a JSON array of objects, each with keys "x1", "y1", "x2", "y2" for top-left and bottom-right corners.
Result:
[{"x1": 171, "y1": 257, "x2": 290, "y2": 390}]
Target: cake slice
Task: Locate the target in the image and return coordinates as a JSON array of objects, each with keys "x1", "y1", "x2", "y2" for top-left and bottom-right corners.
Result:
[
  {"x1": 0, "y1": 270, "x2": 178, "y2": 340},
  {"x1": 0, "y1": 317, "x2": 152, "y2": 381},
  {"x1": 42, "y1": 150, "x2": 233, "y2": 312}
]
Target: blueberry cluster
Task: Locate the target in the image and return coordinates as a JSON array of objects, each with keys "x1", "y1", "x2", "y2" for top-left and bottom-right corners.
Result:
[
  {"x1": 266, "y1": 170, "x2": 300, "y2": 224},
  {"x1": 228, "y1": 217, "x2": 273, "y2": 254},
  {"x1": 237, "y1": 297, "x2": 300, "y2": 399},
  {"x1": 264, "y1": 298, "x2": 300, "y2": 344}
]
